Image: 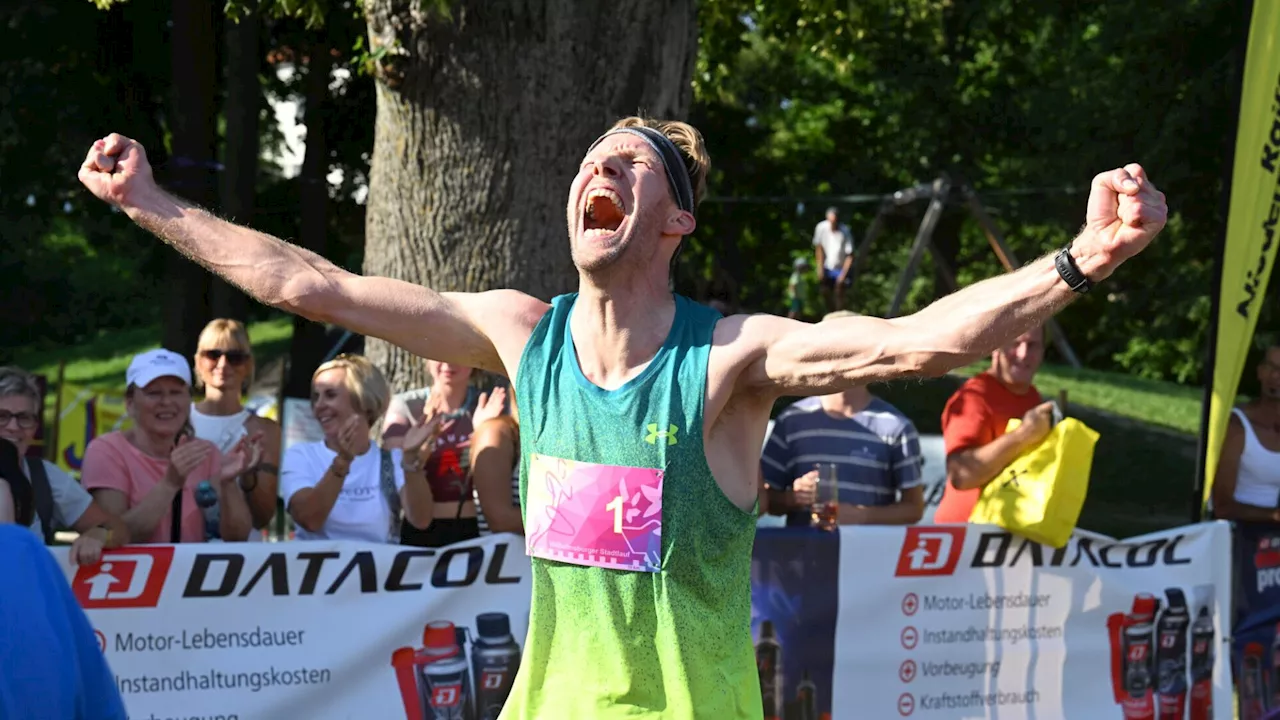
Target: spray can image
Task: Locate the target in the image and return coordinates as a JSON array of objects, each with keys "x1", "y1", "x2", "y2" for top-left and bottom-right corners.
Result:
[
  {"x1": 471, "y1": 613, "x2": 521, "y2": 720},
  {"x1": 415, "y1": 621, "x2": 475, "y2": 720},
  {"x1": 757, "y1": 620, "x2": 783, "y2": 720},
  {"x1": 1242, "y1": 642, "x2": 1266, "y2": 720},
  {"x1": 795, "y1": 668, "x2": 817, "y2": 720},
  {"x1": 1155, "y1": 588, "x2": 1190, "y2": 719},
  {"x1": 1108, "y1": 593, "x2": 1158, "y2": 720},
  {"x1": 392, "y1": 646, "x2": 427, "y2": 720},
  {"x1": 1187, "y1": 585, "x2": 1214, "y2": 720}
]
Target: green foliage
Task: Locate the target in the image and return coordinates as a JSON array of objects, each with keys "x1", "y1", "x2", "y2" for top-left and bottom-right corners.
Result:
[
  {"x1": 12, "y1": 316, "x2": 293, "y2": 396},
  {"x1": 690, "y1": 0, "x2": 1242, "y2": 385}
]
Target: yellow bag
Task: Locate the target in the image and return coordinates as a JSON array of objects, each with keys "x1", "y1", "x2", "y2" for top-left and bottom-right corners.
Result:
[{"x1": 968, "y1": 417, "x2": 1099, "y2": 548}]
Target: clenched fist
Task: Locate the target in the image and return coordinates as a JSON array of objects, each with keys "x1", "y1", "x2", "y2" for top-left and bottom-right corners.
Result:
[
  {"x1": 78, "y1": 133, "x2": 157, "y2": 208},
  {"x1": 1074, "y1": 164, "x2": 1168, "y2": 282}
]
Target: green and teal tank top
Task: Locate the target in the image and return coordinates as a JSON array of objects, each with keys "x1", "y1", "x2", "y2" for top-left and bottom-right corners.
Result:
[{"x1": 501, "y1": 293, "x2": 760, "y2": 719}]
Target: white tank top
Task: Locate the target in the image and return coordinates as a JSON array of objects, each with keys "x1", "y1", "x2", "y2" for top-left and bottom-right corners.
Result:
[
  {"x1": 1231, "y1": 408, "x2": 1280, "y2": 508},
  {"x1": 189, "y1": 406, "x2": 251, "y2": 453},
  {"x1": 189, "y1": 405, "x2": 265, "y2": 542}
]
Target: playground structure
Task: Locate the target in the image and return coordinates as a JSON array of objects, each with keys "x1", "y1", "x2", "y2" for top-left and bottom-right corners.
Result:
[{"x1": 847, "y1": 176, "x2": 1082, "y2": 369}]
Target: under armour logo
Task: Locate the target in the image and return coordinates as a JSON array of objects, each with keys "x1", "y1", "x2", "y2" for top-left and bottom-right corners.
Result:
[{"x1": 644, "y1": 423, "x2": 679, "y2": 446}]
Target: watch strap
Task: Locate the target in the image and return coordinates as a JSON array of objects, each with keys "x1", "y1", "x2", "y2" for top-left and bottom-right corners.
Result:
[{"x1": 1055, "y1": 242, "x2": 1093, "y2": 294}]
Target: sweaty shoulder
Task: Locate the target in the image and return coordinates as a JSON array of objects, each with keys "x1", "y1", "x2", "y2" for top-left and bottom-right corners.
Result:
[
  {"x1": 709, "y1": 312, "x2": 782, "y2": 368},
  {"x1": 456, "y1": 290, "x2": 551, "y2": 380}
]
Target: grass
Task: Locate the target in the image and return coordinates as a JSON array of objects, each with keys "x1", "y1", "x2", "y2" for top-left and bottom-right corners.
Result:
[
  {"x1": 950, "y1": 361, "x2": 1205, "y2": 436},
  {"x1": 11, "y1": 316, "x2": 294, "y2": 396}
]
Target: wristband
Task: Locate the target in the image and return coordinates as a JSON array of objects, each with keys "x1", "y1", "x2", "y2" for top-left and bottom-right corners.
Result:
[
  {"x1": 96, "y1": 524, "x2": 114, "y2": 547},
  {"x1": 1054, "y1": 241, "x2": 1092, "y2": 294}
]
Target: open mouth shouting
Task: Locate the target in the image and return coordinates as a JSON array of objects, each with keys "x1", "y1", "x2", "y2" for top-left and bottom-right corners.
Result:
[{"x1": 583, "y1": 187, "x2": 626, "y2": 239}]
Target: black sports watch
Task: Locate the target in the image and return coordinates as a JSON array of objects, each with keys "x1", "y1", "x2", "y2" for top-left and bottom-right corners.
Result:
[{"x1": 1054, "y1": 242, "x2": 1093, "y2": 294}]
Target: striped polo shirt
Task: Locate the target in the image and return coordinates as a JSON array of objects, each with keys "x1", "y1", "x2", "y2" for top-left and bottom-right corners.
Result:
[{"x1": 761, "y1": 396, "x2": 923, "y2": 526}]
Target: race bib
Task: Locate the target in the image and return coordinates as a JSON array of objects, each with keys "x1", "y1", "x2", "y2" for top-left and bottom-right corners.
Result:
[{"x1": 525, "y1": 453, "x2": 663, "y2": 572}]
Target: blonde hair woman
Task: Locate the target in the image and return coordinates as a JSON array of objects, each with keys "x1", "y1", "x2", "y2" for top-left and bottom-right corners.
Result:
[
  {"x1": 281, "y1": 354, "x2": 437, "y2": 542},
  {"x1": 190, "y1": 319, "x2": 281, "y2": 534}
]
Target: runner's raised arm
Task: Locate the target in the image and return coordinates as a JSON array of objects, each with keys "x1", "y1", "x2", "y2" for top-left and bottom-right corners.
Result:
[
  {"x1": 721, "y1": 165, "x2": 1167, "y2": 398},
  {"x1": 77, "y1": 133, "x2": 546, "y2": 375}
]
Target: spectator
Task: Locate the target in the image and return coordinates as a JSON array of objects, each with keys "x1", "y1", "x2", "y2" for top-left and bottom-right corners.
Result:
[
  {"x1": 83, "y1": 349, "x2": 257, "y2": 543},
  {"x1": 934, "y1": 326, "x2": 1056, "y2": 523},
  {"x1": 1213, "y1": 341, "x2": 1280, "y2": 522},
  {"x1": 382, "y1": 361, "x2": 505, "y2": 547},
  {"x1": 760, "y1": 312, "x2": 925, "y2": 526},
  {"x1": 787, "y1": 257, "x2": 810, "y2": 320},
  {"x1": 470, "y1": 388, "x2": 523, "y2": 535},
  {"x1": 0, "y1": 524, "x2": 128, "y2": 720},
  {"x1": 282, "y1": 354, "x2": 436, "y2": 542},
  {"x1": 0, "y1": 367, "x2": 129, "y2": 563},
  {"x1": 813, "y1": 206, "x2": 855, "y2": 311},
  {"x1": 190, "y1": 319, "x2": 281, "y2": 536}
]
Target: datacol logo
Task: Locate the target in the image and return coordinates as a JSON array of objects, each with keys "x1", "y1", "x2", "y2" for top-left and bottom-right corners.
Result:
[
  {"x1": 72, "y1": 548, "x2": 175, "y2": 609},
  {"x1": 895, "y1": 527, "x2": 966, "y2": 577}
]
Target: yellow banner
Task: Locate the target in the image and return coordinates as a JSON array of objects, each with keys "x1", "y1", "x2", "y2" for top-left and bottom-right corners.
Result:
[
  {"x1": 54, "y1": 384, "x2": 131, "y2": 477},
  {"x1": 1204, "y1": 2, "x2": 1280, "y2": 506}
]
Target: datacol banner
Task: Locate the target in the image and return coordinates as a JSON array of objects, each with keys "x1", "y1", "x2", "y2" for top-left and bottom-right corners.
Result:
[
  {"x1": 57, "y1": 524, "x2": 1230, "y2": 720},
  {"x1": 830, "y1": 522, "x2": 1234, "y2": 720},
  {"x1": 57, "y1": 535, "x2": 532, "y2": 720},
  {"x1": 1203, "y1": 0, "x2": 1280, "y2": 505}
]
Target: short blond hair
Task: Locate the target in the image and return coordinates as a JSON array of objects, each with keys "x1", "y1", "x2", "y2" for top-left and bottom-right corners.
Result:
[
  {"x1": 822, "y1": 310, "x2": 861, "y2": 322},
  {"x1": 610, "y1": 116, "x2": 711, "y2": 208},
  {"x1": 196, "y1": 318, "x2": 255, "y2": 391},
  {"x1": 312, "y1": 354, "x2": 390, "y2": 426}
]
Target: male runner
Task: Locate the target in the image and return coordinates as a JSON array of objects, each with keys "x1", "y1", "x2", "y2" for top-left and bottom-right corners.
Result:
[{"x1": 78, "y1": 120, "x2": 1166, "y2": 718}]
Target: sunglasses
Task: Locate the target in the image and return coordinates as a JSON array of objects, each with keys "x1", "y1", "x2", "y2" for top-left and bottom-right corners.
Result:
[{"x1": 199, "y1": 349, "x2": 250, "y2": 365}]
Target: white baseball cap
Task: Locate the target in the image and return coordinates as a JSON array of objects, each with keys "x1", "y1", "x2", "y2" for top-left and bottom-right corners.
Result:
[{"x1": 126, "y1": 348, "x2": 192, "y2": 389}]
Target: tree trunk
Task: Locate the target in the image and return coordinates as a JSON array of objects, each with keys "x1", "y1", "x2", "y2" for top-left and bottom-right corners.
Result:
[
  {"x1": 283, "y1": 44, "x2": 337, "y2": 400},
  {"x1": 361, "y1": 0, "x2": 697, "y2": 390},
  {"x1": 163, "y1": 0, "x2": 218, "y2": 358},
  {"x1": 211, "y1": 2, "x2": 261, "y2": 322}
]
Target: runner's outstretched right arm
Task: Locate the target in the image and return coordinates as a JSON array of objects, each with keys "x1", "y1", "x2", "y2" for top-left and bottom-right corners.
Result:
[{"x1": 78, "y1": 134, "x2": 546, "y2": 374}]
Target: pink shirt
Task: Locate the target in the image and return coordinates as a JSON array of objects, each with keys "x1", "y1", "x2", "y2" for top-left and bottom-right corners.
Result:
[{"x1": 81, "y1": 431, "x2": 222, "y2": 543}]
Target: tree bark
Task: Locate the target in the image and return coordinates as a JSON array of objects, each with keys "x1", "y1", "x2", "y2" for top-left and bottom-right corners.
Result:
[
  {"x1": 211, "y1": 2, "x2": 261, "y2": 322},
  {"x1": 163, "y1": 0, "x2": 218, "y2": 358},
  {"x1": 283, "y1": 44, "x2": 337, "y2": 400},
  {"x1": 361, "y1": 0, "x2": 697, "y2": 390}
]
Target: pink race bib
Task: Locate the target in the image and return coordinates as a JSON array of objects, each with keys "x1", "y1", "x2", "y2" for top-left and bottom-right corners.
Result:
[{"x1": 525, "y1": 453, "x2": 664, "y2": 572}]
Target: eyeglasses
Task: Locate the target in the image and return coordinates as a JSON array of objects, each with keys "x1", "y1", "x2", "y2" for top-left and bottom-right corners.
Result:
[
  {"x1": 199, "y1": 349, "x2": 250, "y2": 366},
  {"x1": 0, "y1": 410, "x2": 38, "y2": 429}
]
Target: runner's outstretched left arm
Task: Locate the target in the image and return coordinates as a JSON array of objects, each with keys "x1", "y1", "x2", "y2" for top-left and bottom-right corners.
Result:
[{"x1": 728, "y1": 165, "x2": 1167, "y2": 398}]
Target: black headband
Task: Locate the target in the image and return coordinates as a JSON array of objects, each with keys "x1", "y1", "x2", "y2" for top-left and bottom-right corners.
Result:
[{"x1": 585, "y1": 126, "x2": 695, "y2": 214}]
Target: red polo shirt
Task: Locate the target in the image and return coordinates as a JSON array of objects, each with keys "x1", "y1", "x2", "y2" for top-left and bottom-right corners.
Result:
[{"x1": 934, "y1": 373, "x2": 1042, "y2": 523}]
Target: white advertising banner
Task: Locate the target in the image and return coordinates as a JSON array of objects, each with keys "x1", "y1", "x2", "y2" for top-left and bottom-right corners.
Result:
[
  {"x1": 56, "y1": 523, "x2": 1232, "y2": 720},
  {"x1": 832, "y1": 522, "x2": 1234, "y2": 719},
  {"x1": 56, "y1": 534, "x2": 531, "y2": 720}
]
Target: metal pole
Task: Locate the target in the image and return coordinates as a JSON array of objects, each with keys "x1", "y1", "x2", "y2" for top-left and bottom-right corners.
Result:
[
  {"x1": 888, "y1": 178, "x2": 950, "y2": 318},
  {"x1": 964, "y1": 190, "x2": 1083, "y2": 370}
]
